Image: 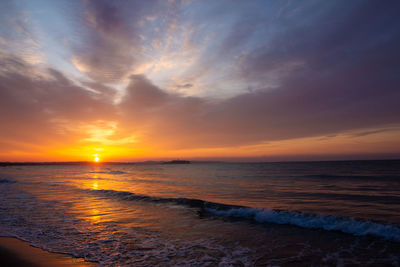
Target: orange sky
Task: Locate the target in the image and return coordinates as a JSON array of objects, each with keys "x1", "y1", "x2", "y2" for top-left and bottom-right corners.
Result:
[
  {"x1": 1, "y1": 124, "x2": 399, "y2": 162},
  {"x1": 0, "y1": 1, "x2": 400, "y2": 162}
]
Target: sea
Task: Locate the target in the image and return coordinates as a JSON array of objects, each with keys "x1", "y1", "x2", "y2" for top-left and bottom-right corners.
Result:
[{"x1": 0, "y1": 160, "x2": 400, "y2": 266}]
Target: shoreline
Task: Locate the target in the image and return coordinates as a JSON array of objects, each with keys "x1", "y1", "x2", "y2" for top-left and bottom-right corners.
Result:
[{"x1": 0, "y1": 237, "x2": 97, "y2": 267}]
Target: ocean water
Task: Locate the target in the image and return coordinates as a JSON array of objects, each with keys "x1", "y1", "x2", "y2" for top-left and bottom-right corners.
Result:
[{"x1": 0, "y1": 160, "x2": 400, "y2": 266}]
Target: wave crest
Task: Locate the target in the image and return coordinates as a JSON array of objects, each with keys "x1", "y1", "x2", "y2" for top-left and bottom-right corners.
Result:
[
  {"x1": 87, "y1": 188, "x2": 400, "y2": 242},
  {"x1": 206, "y1": 207, "x2": 400, "y2": 241}
]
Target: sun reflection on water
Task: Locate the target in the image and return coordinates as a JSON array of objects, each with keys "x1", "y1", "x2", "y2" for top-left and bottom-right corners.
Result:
[
  {"x1": 89, "y1": 208, "x2": 102, "y2": 224},
  {"x1": 92, "y1": 182, "x2": 98, "y2": 190}
]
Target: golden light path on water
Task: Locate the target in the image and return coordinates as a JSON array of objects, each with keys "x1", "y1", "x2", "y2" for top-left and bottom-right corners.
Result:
[
  {"x1": 1, "y1": 162, "x2": 400, "y2": 265},
  {"x1": 13, "y1": 163, "x2": 400, "y2": 229}
]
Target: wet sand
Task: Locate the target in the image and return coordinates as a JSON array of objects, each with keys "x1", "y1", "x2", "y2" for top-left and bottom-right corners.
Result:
[{"x1": 0, "y1": 237, "x2": 97, "y2": 267}]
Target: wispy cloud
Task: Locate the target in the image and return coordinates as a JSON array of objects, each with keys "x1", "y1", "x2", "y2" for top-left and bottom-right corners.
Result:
[{"x1": 0, "y1": 0, "x2": 399, "y2": 160}]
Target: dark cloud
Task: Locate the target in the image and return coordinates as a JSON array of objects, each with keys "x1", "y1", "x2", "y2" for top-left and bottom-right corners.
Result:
[
  {"x1": 120, "y1": 75, "x2": 203, "y2": 133},
  {"x1": 0, "y1": 53, "x2": 116, "y2": 146},
  {"x1": 350, "y1": 128, "x2": 398, "y2": 138},
  {"x1": 123, "y1": 75, "x2": 169, "y2": 109},
  {"x1": 117, "y1": 66, "x2": 400, "y2": 149},
  {"x1": 111, "y1": 1, "x2": 400, "y2": 149},
  {"x1": 239, "y1": 1, "x2": 400, "y2": 82},
  {"x1": 72, "y1": 0, "x2": 158, "y2": 82}
]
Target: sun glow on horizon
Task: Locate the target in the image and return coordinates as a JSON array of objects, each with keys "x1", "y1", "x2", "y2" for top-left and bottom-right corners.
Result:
[{"x1": 93, "y1": 154, "x2": 100, "y2": 162}]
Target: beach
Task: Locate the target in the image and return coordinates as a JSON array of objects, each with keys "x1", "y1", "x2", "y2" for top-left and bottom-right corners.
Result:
[{"x1": 0, "y1": 237, "x2": 96, "y2": 267}]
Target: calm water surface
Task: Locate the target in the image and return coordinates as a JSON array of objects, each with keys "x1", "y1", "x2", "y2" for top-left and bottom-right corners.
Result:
[{"x1": 1, "y1": 160, "x2": 400, "y2": 266}]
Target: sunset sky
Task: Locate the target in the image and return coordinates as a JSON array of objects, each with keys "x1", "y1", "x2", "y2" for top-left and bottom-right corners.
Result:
[{"x1": 0, "y1": 0, "x2": 399, "y2": 162}]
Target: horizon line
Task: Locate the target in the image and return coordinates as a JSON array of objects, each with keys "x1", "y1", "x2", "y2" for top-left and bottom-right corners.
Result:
[{"x1": 0, "y1": 158, "x2": 399, "y2": 166}]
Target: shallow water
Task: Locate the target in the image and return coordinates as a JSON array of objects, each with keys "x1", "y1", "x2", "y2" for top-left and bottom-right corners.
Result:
[{"x1": 1, "y1": 160, "x2": 400, "y2": 266}]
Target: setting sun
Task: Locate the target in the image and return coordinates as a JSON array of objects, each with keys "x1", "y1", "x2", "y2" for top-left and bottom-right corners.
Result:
[{"x1": 0, "y1": 1, "x2": 400, "y2": 266}]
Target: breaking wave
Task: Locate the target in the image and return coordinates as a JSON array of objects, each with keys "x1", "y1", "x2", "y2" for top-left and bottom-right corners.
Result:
[
  {"x1": 86, "y1": 188, "x2": 400, "y2": 242},
  {"x1": 206, "y1": 207, "x2": 400, "y2": 241},
  {"x1": 305, "y1": 174, "x2": 400, "y2": 181}
]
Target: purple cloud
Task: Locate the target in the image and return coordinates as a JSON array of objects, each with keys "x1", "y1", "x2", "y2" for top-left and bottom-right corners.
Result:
[{"x1": 0, "y1": 0, "x2": 399, "y2": 159}]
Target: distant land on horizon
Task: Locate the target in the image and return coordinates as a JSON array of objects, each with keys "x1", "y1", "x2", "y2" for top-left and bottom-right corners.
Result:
[{"x1": 1, "y1": 158, "x2": 399, "y2": 167}]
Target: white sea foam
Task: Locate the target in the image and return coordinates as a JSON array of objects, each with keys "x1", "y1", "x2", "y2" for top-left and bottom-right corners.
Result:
[
  {"x1": 0, "y1": 185, "x2": 253, "y2": 266},
  {"x1": 206, "y1": 207, "x2": 400, "y2": 241},
  {"x1": 85, "y1": 188, "x2": 400, "y2": 242}
]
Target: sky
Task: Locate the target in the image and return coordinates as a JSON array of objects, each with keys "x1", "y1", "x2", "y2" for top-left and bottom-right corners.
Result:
[{"x1": 0, "y1": 0, "x2": 400, "y2": 162}]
